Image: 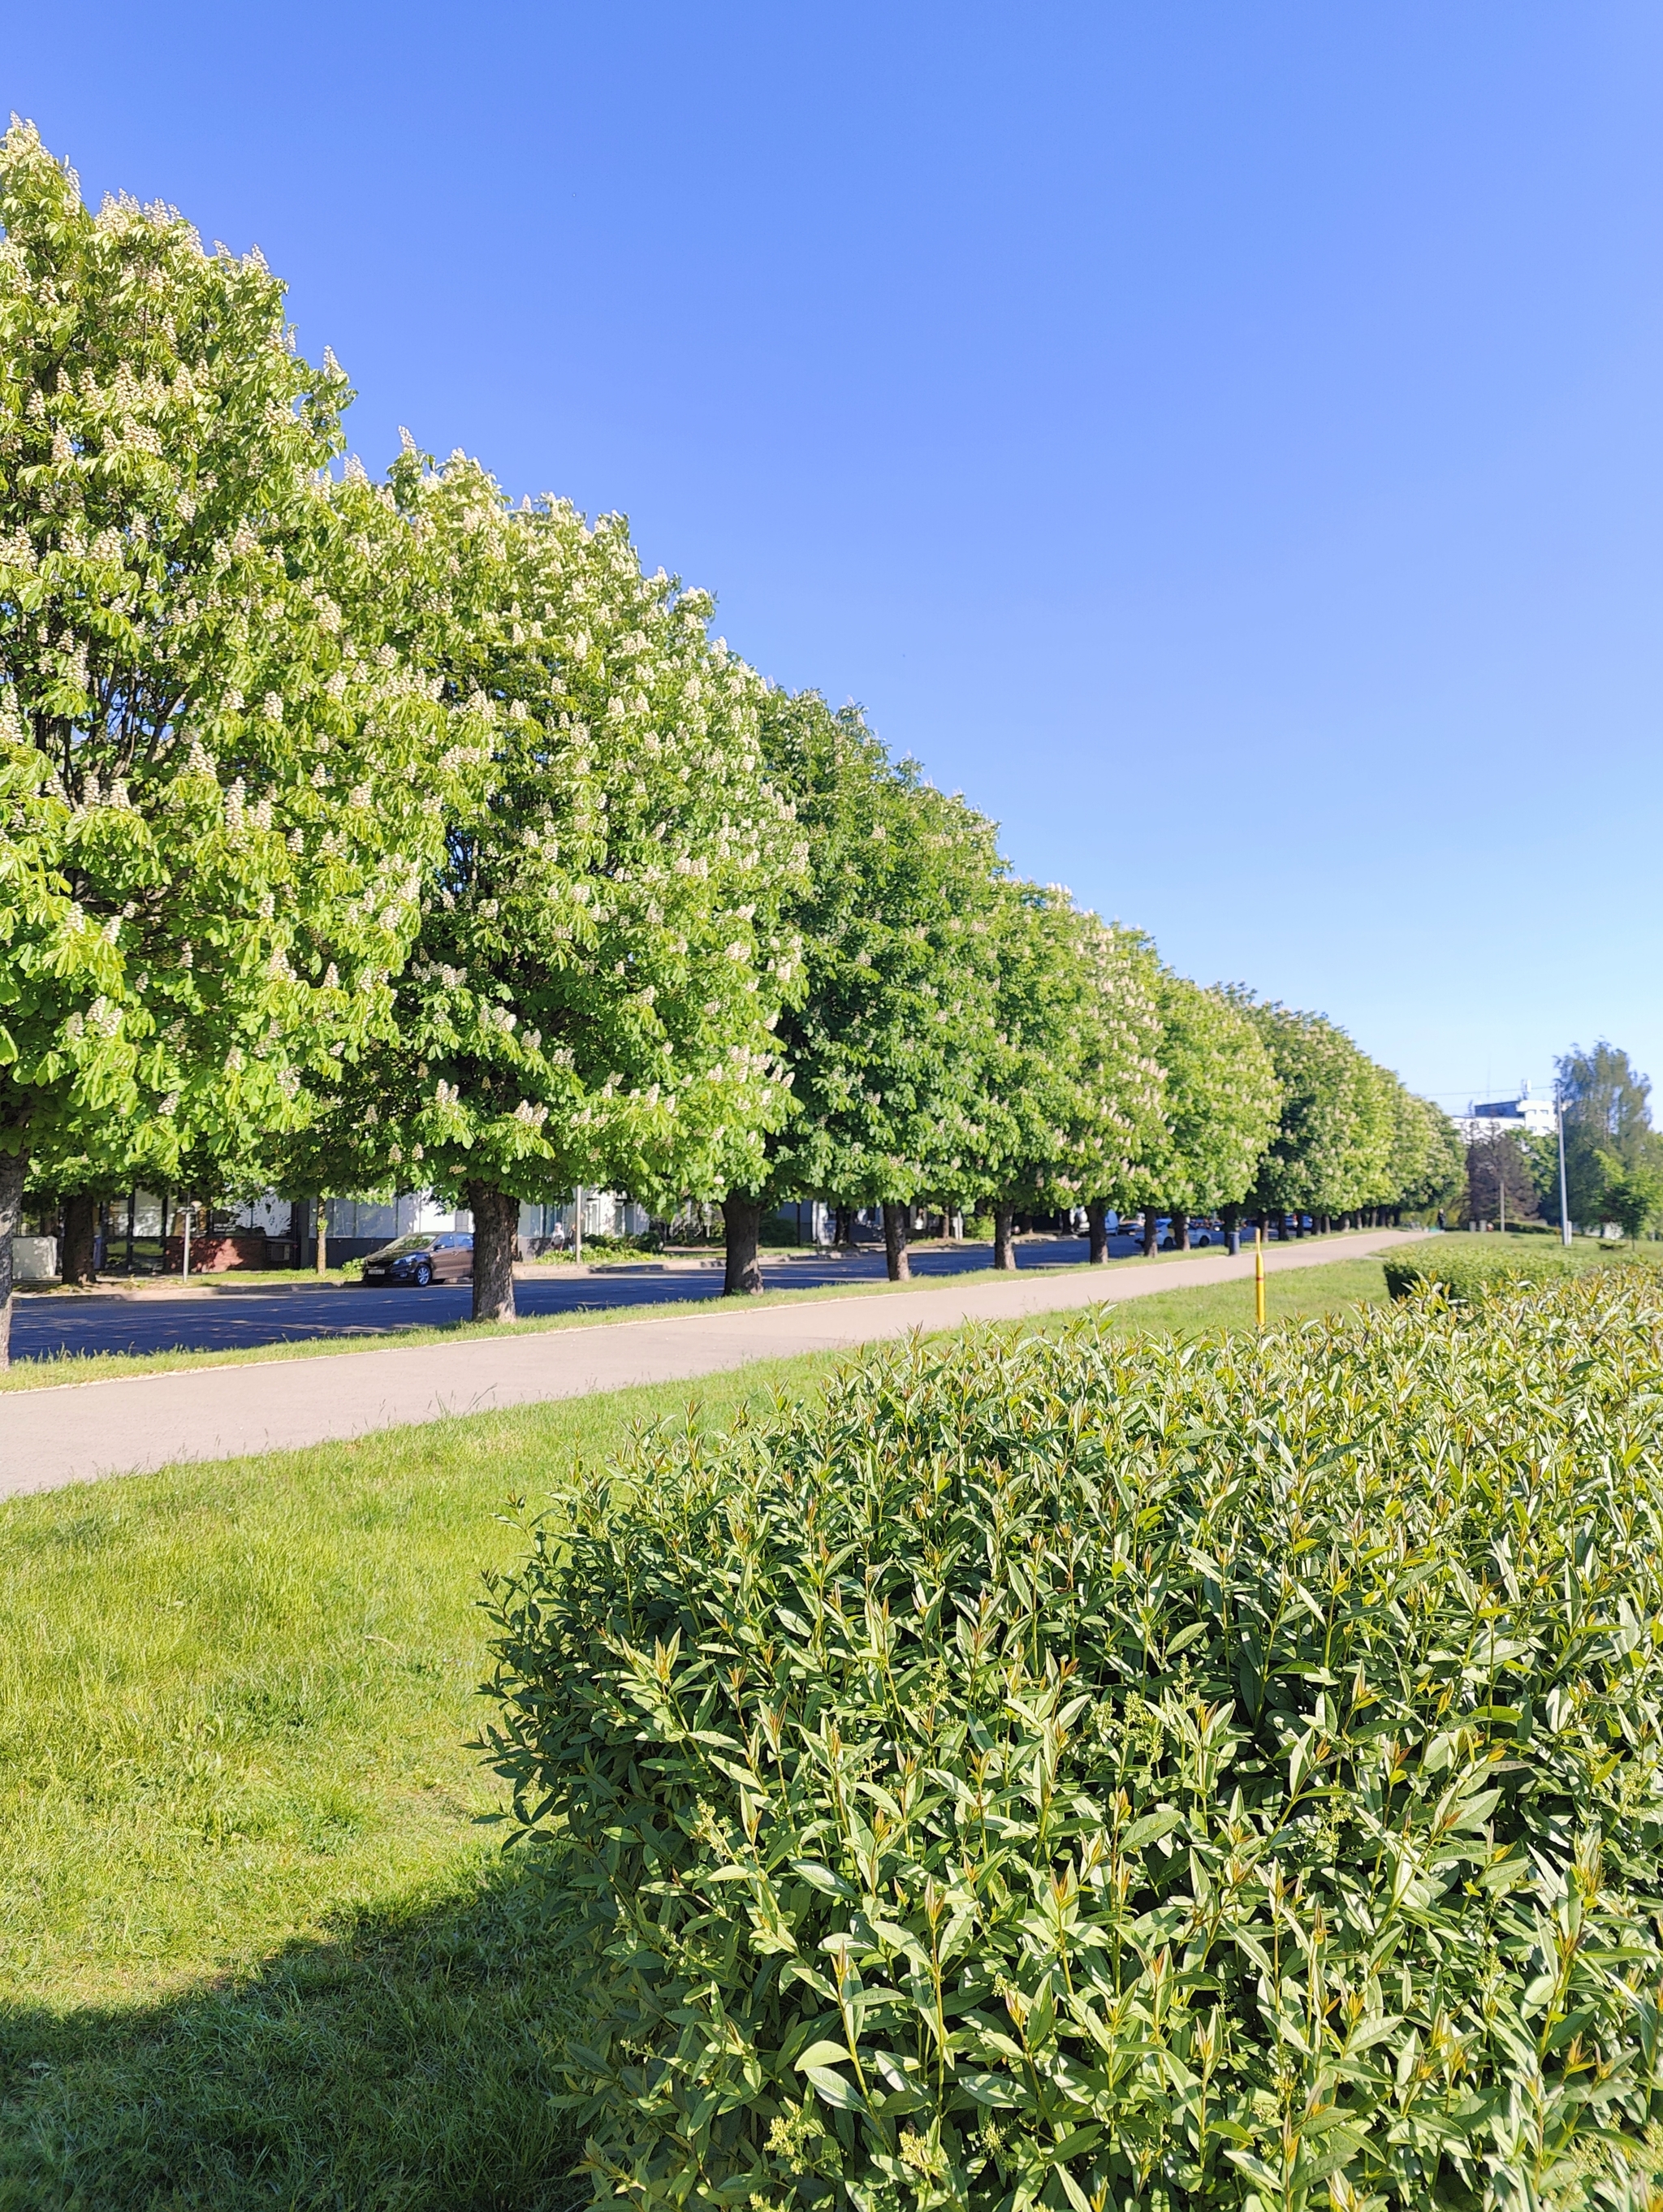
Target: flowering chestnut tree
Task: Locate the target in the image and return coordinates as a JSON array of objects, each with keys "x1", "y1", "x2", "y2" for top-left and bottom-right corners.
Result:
[
  {"x1": 0, "y1": 123, "x2": 474, "y2": 1362},
  {"x1": 1237, "y1": 996, "x2": 1402, "y2": 1226},
  {"x1": 1125, "y1": 972, "x2": 1281, "y2": 1252},
  {"x1": 739, "y1": 693, "x2": 1006, "y2": 1284},
  {"x1": 970, "y1": 888, "x2": 1166, "y2": 1266},
  {"x1": 288, "y1": 450, "x2": 802, "y2": 1322}
]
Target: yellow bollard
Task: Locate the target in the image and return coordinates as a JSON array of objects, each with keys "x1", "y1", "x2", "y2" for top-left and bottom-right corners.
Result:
[{"x1": 1255, "y1": 1224, "x2": 1265, "y2": 1329}]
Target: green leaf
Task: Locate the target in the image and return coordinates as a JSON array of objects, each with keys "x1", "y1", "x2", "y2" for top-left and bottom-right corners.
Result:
[
  {"x1": 804, "y1": 2065, "x2": 866, "y2": 2113},
  {"x1": 794, "y1": 2041, "x2": 855, "y2": 2072},
  {"x1": 1122, "y1": 1808, "x2": 1181, "y2": 1851}
]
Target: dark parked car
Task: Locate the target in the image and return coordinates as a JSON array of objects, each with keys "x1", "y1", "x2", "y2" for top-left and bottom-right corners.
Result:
[{"x1": 359, "y1": 1231, "x2": 473, "y2": 1286}]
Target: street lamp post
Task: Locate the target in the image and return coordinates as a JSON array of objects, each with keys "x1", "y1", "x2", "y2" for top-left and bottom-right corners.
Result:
[{"x1": 1557, "y1": 1093, "x2": 1572, "y2": 1248}]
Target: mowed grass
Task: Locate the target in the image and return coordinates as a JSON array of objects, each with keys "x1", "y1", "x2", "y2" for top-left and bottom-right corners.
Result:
[{"x1": 0, "y1": 1256, "x2": 1389, "y2": 2209}]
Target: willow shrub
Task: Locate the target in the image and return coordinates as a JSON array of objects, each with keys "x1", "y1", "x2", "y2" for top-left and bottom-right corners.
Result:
[
  {"x1": 483, "y1": 1278, "x2": 1663, "y2": 2212},
  {"x1": 1381, "y1": 1242, "x2": 1659, "y2": 1304}
]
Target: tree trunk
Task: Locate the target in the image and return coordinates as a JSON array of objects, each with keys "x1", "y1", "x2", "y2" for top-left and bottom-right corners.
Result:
[
  {"x1": 835, "y1": 1205, "x2": 854, "y2": 1246},
  {"x1": 469, "y1": 1182, "x2": 520, "y2": 1323},
  {"x1": 1142, "y1": 1208, "x2": 1160, "y2": 1258},
  {"x1": 1171, "y1": 1207, "x2": 1190, "y2": 1251},
  {"x1": 1221, "y1": 1202, "x2": 1242, "y2": 1256},
  {"x1": 882, "y1": 1201, "x2": 911, "y2": 1282},
  {"x1": 722, "y1": 1191, "x2": 765, "y2": 1295},
  {"x1": 61, "y1": 1192, "x2": 97, "y2": 1286},
  {"x1": 993, "y1": 1203, "x2": 1017, "y2": 1270},
  {"x1": 0, "y1": 1147, "x2": 26, "y2": 1372},
  {"x1": 1086, "y1": 1199, "x2": 1109, "y2": 1264}
]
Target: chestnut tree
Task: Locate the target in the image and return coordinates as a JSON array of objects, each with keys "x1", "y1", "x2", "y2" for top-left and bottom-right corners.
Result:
[
  {"x1": 730, "y1": 693, "x2": 1007, "y2": 1285},
  {"x1": 287, "y1": 450, "x2": 801, "y2": 1322},
  {"x1": 0, "y1": 124, "x2": 473, "y2": 1360}
]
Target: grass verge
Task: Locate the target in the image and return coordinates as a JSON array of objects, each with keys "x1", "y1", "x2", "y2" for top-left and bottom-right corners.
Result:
[{"x1": 0, "y1": 1257, "x2": 1386, "y2": 2208}]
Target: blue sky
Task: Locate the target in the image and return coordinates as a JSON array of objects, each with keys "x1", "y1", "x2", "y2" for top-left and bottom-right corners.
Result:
[{"x1": 8, "y1": 4, "x2": 1661, "y2": 1110}]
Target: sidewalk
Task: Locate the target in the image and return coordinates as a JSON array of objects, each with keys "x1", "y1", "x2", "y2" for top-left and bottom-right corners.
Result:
[{"x1": 0, "y1": 1230, "x2": 1422, "y2": 1497}]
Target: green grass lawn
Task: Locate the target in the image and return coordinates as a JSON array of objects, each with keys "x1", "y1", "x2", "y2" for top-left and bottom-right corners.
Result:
[{"x1": 0, "y1": 1256, "x2": 1388, "y2": 2209}]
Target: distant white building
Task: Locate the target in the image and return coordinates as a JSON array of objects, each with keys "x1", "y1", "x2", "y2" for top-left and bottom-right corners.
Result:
[{"x1": 1458, "y1": 1084, "x2": 1556, "y2": 1143}]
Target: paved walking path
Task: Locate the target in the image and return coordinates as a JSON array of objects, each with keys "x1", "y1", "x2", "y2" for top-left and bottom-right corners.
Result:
[{"x1": 0, "y1": 1230, "x2": 1423, "y2": 1497}]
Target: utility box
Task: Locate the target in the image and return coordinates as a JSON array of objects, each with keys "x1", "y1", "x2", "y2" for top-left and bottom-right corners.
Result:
[{"x1": 12, "y1": 1236, "x2": 58, "y2": 1283}]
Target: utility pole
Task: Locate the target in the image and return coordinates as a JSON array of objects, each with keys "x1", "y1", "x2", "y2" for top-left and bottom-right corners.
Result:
[{"x1": 1557, "y1": 1093, "x2": 1572, "y2": 1247}]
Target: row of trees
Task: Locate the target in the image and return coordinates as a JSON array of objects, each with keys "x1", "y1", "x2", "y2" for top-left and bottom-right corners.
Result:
[{"x1": 0, "y1": 124, "x2": 1460, "y2": 1359}]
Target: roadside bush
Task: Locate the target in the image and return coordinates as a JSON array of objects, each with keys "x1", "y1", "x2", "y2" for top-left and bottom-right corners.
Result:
[
  {"x1": 484, "y1": 1278, "x2": 1663, "y2": 2211},
  {"x1": 1381, "y1": 1239, "x2": 1660, "y2": 1303}
]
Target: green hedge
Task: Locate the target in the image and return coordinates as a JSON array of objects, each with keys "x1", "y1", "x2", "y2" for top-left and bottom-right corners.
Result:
[
  {"x1": 1381, "y1": 1235, "x2": 1661, "y2": 1303},
  {"x1": 484, "y1": 1277, "x2": 1663, "y2": 2211}
]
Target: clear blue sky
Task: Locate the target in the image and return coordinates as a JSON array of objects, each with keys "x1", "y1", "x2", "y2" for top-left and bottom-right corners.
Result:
[{"x1": 9, "y1": 4, "x2": 1661, "y2": 1112}]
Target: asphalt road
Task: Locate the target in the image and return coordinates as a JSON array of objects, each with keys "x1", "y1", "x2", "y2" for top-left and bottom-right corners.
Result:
[{"x1": 11, "y1": 1233, "x2": 1191, "y2": 1364}]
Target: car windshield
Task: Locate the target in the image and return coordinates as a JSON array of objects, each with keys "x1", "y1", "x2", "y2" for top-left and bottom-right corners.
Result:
[{"x1": 371, "y1": 1236, "x2": 431, "y2": 1258}]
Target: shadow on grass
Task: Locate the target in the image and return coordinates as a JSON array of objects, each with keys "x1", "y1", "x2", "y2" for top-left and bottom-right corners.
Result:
[{"x1": 0, "y1": 1853, "x2": 589, "y2": 2212}]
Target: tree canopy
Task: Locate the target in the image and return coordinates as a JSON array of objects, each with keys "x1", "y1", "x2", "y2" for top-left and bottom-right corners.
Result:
[
  {"x1": 1238, "y1": 999, "x2": 1382, "y2": 1219},
  {"x1": 750, "y1": 691, "x2": 1005, "y2": 1277},
  {"x1": 1130, "y1": 974, "x2": 1281, "y2": 1241},
  {"x1": 283, "y1": 451, "x2": 801, "y2": 1320},
  {"x1": 1554, "y1": 1042, "x2": 1660, "y2": 1231},
  {"x1": 0, "y1": 121, "x2": 473, "y2": 1357}
]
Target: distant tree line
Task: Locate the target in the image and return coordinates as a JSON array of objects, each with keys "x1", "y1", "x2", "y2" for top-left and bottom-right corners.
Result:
[
  {"x1": 0, "y1": 125, "x2": 1462, "y2": 1359},
  {"x1": 1462, "y1": 1043, "x2": 1663, "y2": 1240}
]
